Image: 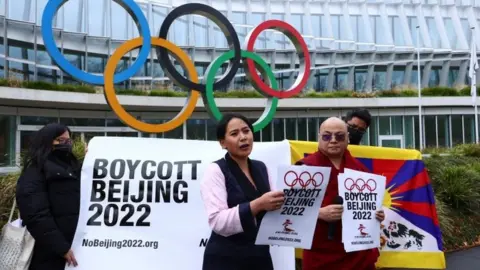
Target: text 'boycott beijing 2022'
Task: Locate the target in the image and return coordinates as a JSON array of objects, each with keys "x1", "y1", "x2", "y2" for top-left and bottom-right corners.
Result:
[{"x1": 41, "y1": 0, "x2": 311, "y2": 133}]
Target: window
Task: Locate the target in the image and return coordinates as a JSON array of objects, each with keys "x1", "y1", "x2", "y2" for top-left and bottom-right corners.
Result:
[
  {"x1": 273, "y1": 119, "x2": 284, "y2": 141},
  {"x1": 404, "y1": 116, "x2": 415, "y2": 148},
  {"x1": 437, "y1": 115, "x2": 450, "y2": 147},
  {"x1": 60, "y1": 117, "x2": 106, "y2": 126},
  {"x1": 378, "y1": 116, "x2": 390, "y2": 135},
  {"x1": 186, "y1": 119, "x2": 206, "y2": 140},
  {"x1": 285, "y1": 118, "x2": 296, "y2": 140},
  {"x1": 451, "y1": 115, "x2": 463, "y2": 146},
  {"x1": 20, "y1": 116, "x2": 58, "y2": 125},
  {"x1": 262, "y1": 122, "x2": 272, "y2": 142},
  {"x1": 164, "y1": 124, "x2": 183, "y2": 139},
  {"x1": 307, "y1": 118, "x2": 318, "y2": 142},
  {"x1": 464, "y1": 115, "x2": 475, "y2": 143},
  {"x1": 0, "y1": 115, "x2": 16, "y2": 167},
  {"x1": 298, "y1": 118, "x2": 307, "y2": 141},
  {"x1": 85, "y1": 132, "x2": 105, "y2": 143},
  {"x1": 424, "y1": 116, "x2": 437, "y2": 148}
]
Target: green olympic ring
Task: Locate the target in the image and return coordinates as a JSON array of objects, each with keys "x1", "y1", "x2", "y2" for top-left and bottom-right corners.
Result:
[{"x1": 203, "y1": 50, "x2": 279, "y2": 133}]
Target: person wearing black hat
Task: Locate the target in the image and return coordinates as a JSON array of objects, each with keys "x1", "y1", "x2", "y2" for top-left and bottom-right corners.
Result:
[{"x1": 345, "y1": 109, "x2": 371, "y2": 145}]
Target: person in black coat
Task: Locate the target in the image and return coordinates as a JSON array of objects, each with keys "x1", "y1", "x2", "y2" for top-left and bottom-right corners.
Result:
[{"x1": 16, "y1": 123, "x2": 83, "y2": 270}]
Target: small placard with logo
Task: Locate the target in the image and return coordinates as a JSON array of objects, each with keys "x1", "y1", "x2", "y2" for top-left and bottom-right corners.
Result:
[
  {"x1": 255, "y1": 165, "x2": 332, "y2": 249},
  {"x1": 338, "y1": 168, "x2": 386, "y2": 253}
]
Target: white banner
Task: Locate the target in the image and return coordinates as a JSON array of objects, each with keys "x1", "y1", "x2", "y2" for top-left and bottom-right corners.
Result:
[
  {"x1": 255, "y1": 165, "x2": 331, "y2": 249},
  {"x1": 338, "y1": 168, "x2": 386, "y2": 253},
  {"x1": 66, "y1": 137, "x2": 295, "y2": 270}
]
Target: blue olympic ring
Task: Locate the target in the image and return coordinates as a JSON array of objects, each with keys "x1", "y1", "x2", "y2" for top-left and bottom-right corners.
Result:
[{"x1": 41, "y1": 0, "x2": 152, "y2": 85}]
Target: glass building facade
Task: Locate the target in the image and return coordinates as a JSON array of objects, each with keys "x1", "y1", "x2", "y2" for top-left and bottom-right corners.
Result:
[
  {"x1": 1, "y1": 0, "x2": 480, "y2": 172},
  {"x1": 1, "y1": 107, "x2": 479, "y2": 171},
  {"x1": 2, "y1": 0, "x2": 480, "y2": 90}
]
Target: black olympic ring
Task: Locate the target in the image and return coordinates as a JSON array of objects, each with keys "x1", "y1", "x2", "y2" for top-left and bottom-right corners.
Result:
[
  {"x1": 156, "y1": 3, "x2": 241, "y2": 93},
  {"x1": 284, "y1": 170, "x2": 324, "y2": 189},
  {"x1": 344, "y1": 178, "x2": 377, "y2": 192}
]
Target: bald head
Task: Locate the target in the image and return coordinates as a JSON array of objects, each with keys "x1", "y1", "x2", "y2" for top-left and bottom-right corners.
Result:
[
  {"x1": 320, "y1": 117, "x2": 347, "y2": 133},
  {"x1": 318, "y1": 117, "x2": 348, "y2": 158}
]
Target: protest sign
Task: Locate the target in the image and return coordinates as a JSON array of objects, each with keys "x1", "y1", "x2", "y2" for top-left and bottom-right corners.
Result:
[
  {"x1": 255, "y1": 165, "x2": 331, "y2": 249},
  {"x1": 338, "y1": 168, "x2": 386, "y2": 252},
  {"x1": 66, "y1": 137, "x2": 295, "y2": 270}
]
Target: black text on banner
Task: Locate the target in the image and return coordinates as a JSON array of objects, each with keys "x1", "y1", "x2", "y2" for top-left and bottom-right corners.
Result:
[{"x1": 86, "y1": 158, "x2": 202, "y2": 227}]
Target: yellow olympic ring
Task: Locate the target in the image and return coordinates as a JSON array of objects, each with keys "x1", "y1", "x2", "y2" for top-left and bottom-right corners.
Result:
[{"x1": 104, "y1": 37, "x2": 200, "y2": 133}]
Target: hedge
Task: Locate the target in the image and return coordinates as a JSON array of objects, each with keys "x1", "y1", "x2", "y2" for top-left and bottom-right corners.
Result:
[
  {"x1": 2, "y1": 141, "x2": 480, "y2": 255},
  {"x1": 1, "y1": 78, "x2": 479, "y2": 99}
]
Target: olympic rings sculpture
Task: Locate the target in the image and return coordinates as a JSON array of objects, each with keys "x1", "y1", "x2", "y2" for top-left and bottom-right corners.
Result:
[
  {"x1": 41, "y1": 1, "x2": 311, "y2": 133},
  {"x1": 344, "y1": 178, "x2": 377, "y2": 192},
  {"x1": 284, "y1": 171, "x2": 324, "y2": 189}
]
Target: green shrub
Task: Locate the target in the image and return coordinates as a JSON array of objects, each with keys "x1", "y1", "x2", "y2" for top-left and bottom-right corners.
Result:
[
  {"x1": 423, "y1": 154, "x2": 480, "y2": 250},
  {"x1": 421, "y1": 146, "x2": 450, "y2": 155},
  {"x1": 20, "y1": 81, "x2": 96, "y2": 94},
  {"x1": 421, "y1": 86, "x2": 460, "y2": 96},
  {"x1": 459, "y1": 86, "x2": 480, "y2": 96},
  {"x1": 3, "y1": 78, "x2": 480, "y2": 99},
  {"x1": 430, "y1": 166, "x2": 480, "y2": 211},
  {"x1": 215, "y1": 90, "x2": 264, "y2": 98},
  {"x1": 377, "y1": 89, "x2": 417, "y2": 97},
  {"x1": 0, "y1": 172, "x2": 17, "y2": 228},
  {"x1": 116, "y1": 89, "x2": 149, "y2": 96},
  {"x1": 452, "y1": 143, "x2": 480, "y2": 157},
  {"x1": 434, "y1": 195, "x2": 454, "y2": 240},
  {"x1": 149, "y1": 90, "x2": 186, "y2": 97}
]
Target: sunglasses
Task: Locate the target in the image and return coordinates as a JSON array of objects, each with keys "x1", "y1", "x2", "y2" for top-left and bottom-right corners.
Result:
[{"x1": 320, "y1": 133, "x2": 346, "y2": 142}]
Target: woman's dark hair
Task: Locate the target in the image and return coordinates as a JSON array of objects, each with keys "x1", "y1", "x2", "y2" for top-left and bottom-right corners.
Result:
[
  {"x1": 22, "y1": 122, "x2": 77, "y2": 172},
  {"x1": 216, "y1": 113, "x2": 254, "y2": 140}
]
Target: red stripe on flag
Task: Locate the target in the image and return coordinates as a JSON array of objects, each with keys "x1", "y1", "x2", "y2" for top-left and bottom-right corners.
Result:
[
  {"x1": 395, "y1": 201, "x2": 439, "y2": 226},
  {"x1": 392, "y1": 170, "x2": 430, "y2": 195}
]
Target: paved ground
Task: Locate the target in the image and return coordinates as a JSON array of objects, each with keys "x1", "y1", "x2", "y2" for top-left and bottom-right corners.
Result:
[{"x1": 446, "y1": 246, "x2": 480, "y2": 270}]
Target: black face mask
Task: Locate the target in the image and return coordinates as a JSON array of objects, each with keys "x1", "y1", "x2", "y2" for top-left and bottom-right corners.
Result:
[
  {"x1": 53, "y1": 143, "x2": 73, "y2": 152},
  {"x1": 348, "y1": 127, "x2": 365, "y2": 145}
]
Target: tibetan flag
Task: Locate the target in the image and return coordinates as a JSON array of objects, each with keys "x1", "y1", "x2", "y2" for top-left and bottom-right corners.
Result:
[{"x1": 288, "y1": 140, "x2": 446, "y2": 269}]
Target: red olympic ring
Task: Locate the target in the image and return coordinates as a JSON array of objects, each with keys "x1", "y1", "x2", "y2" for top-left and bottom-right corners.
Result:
[
  {"x1": 244, "y1": 20, "x2": 311, "y2": 99},
  {"x1": 344, "y1": 178, "x2": 377, "y2": 192},
  {"x1": 284, "y1": 170, "x2": 323, "y2": 189}
]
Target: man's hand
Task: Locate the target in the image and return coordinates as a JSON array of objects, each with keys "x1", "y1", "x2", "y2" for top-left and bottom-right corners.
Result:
[
  {"x1": 376, "y1": 209, "x2": 385, "y2": 222},
  {"x1": 319, "y1": 204, "x2": 343, "y2": 222}
]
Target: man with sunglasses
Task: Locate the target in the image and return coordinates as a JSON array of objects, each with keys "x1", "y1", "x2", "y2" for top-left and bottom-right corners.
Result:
[
  {"x1": 345, "y1": 108, "x2": 371, "y2": 145},
  {"x1": 296, "y1": 117, "x2": 385, "y2": 270}
]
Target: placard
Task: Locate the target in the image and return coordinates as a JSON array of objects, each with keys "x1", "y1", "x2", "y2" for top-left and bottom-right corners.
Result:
[
  {"x1": 338, "y1": 168, "x2": 386, "y2": 252},
  {"x1": 255, "y1": 165, "x2": 331, "y2": 249},
  {"x1": 65, "y1": 137, "x2": 295, "y2": 270}
]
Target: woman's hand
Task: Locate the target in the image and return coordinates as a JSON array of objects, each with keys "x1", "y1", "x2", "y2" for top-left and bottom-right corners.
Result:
[
  {"x1": 376, "y1": 209, "x2": 385, "y2": 222},
  {"x1": 250, "y1": 190, "x2": 284, "y2": 215},
  {"x1": 64, "y1": 249, "x2": 78, "y2": 267},
  {"x1": 261, "y1": 190, "x2": 285, "y2": 211}
]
